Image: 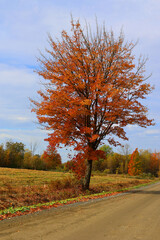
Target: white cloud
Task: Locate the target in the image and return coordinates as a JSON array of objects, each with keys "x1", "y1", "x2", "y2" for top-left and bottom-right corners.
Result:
[
  {"x1": 144, "y1": 129, "x2": 160, "y2": 135},
  {"x1": 15, "y1": 116, "x2": 31, "y2": 122},
  {"x1": 125, "y1": 125, "x2": 139, "y2": 130},
  {"x1": 0, "y1": 64, "x2": 38, "y2": 86},
  {"x1": 0, "y1": 113, "x2": 33, "y2": 123},
  {"x1": 0, "y1": 133, "x2": 13, "y2": 139},
  {"x1": 0, "y1": 64, "x2": 40, "y2": 128}
]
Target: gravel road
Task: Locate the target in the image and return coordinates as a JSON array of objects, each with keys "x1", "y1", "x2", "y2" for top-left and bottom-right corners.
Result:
[{"x1": 0, "y1": 182, "x2": 160, "y2": 240}]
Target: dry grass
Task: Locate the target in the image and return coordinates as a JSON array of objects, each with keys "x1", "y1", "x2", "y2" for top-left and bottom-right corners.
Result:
[
  {"x1": 0, "y1": 167, "x2": 155, "y2": 211},
  {"x1": 0, "y1": 168, "x2": 68, "y2": 188}
]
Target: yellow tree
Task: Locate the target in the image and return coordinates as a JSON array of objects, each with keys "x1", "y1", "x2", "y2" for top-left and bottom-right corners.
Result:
[{"x1": 31, "y1": 19, "x2": 154, "y2": 189}]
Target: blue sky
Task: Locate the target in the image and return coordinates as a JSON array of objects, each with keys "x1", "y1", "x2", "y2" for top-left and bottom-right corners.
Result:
[{"x1": 0, "y1": 0, "x2": 160, "y2": 161}]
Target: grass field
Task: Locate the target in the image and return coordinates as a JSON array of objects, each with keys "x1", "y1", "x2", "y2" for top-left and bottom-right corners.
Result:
[{"x1": 0, "y1": 167, "x2": 157, "y2": 211}]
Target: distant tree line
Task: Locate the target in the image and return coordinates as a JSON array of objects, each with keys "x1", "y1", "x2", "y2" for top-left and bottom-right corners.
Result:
[
  {"x1": 0, "y1": 141, "x2": 159, "y2": 176},
  {"x1": 65, "y1": 144, "x2": 160, "y2": 177},
  {"x1": 0, "y1": 140, "x2": 62, "y2": 170}
]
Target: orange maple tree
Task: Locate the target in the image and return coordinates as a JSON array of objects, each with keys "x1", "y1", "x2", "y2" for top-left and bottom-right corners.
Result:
[
  {"x1": 128, "y1": 148, "x2": 142, "y2": 176},
  {"x1": 41, "y1": 143, "x2": 62, "y2": 170},
  {"x1": 31, "y1": 19, "x2": 154, "y2": 189},
  {"x1": 149, "y1": 152, "x2": 159, "y2": 176}
]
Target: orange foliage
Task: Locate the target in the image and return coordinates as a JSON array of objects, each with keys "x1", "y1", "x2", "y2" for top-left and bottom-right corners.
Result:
[
  {"x1": 68, "y1": 149, "x2": 105, "y2": 180},
  {"x1": 149, "y1": 152, "x2": 159, "y2": 176},
  {"x1": 128, "y1": 148, "x2": 142, "y2": 176},
  {"x1": 31, "y1": 19, "x2": 154, "y2": 187},
  {"x1": 42, "y1": 143, "x2": 62, "y2": 170}
]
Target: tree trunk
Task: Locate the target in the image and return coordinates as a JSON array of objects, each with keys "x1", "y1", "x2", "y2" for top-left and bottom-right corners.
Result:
[{"x1": 83, "y1": 160, "x2": 93, "y2": 190}]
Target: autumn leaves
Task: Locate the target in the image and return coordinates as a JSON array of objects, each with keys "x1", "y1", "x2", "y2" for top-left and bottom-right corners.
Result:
[{"x1": 31, "y1": 19, "x2": 154, "y2": 189}]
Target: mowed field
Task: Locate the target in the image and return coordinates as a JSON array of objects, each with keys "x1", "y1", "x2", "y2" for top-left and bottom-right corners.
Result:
[{"x1": 0, "y1": 167, "x2": 156, "y2": 211}]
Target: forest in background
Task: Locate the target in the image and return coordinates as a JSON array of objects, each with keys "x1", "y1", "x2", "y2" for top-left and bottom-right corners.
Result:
[{"x1": 0, "y1": 140, "x2": 159, "y2": 177}]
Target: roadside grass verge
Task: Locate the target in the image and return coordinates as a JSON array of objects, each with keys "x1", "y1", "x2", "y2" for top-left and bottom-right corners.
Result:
[
  {"x1": 0, "y1": 180, "x2": 158, "y2": 221},
  {"x1": 0, "y1": 167, "x2": 158, "y2": 220}
]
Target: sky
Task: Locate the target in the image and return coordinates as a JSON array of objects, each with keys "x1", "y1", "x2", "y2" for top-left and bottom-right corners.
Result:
[{"x1": 0, "y1": 0, "x2": 160, "y2": 161}]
